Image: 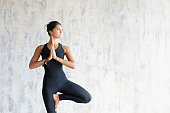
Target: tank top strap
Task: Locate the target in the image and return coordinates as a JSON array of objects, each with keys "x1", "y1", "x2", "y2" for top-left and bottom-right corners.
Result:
[{"x1": 56, "y1": 43, "x2": 62, "y2": 52}]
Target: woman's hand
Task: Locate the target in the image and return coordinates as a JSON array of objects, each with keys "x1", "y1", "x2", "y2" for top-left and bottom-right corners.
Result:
[
  {"x1": 51, "y1": 36, "x2": 59, "y2": 60},
  {"x1": 47, "y1": 36, "x2": 54, "y2": 60},
  {"x1": 48, "y1": 45, "x2": 53, "y2": 60},
  {"x1": 51, "y1": 45, "x2": 58, "y2": 60}
]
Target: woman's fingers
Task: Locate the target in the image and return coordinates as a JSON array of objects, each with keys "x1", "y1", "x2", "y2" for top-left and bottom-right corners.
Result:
[
  {"x1": 52, "y1": 46, "x2": 55, "y2": 56},
  {"x1": 50, "y1": 46, "x2": 53, "y2": 56},
  {"x1": 49, "y1": 44, "x2": 52, "y2": 49},
  {"x1": 51, "y1": 36, "x2": 54, "y2": 45},
  {"x1": 51, "y1": 46, "x2": 54, "y2": 57},
  {"x1": 51, "y1": 46, "x2": 57, "y2": 59},
  {"x1": 49, "y1": 41, "x2": 57, "y2": 59}
]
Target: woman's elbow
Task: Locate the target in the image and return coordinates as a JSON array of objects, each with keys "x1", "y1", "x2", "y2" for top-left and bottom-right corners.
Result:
[
  {"x1": 29, "y1": 64, "x2": 33, "y2": 69},
  {"x1": 29, "y1": 62, "x2": 34, "y2": 69},
  {"x1": 72, "y1": 62, "x2": 76, "y2": 69}
]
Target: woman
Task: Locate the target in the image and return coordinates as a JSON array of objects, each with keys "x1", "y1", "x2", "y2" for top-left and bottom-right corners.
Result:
[{"x1": 29, "y1": 21, "x2": 92, "y2": 113}]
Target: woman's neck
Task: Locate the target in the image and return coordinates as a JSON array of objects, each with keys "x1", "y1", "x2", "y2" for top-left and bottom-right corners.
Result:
[{"x1": 48, "y1": 37, "x2": 59, "y2": 46}]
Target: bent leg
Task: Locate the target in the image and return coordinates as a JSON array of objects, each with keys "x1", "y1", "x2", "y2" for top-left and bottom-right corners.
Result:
[{"x1": 59, "y1": 80, "x2": 92, "y2": 103}]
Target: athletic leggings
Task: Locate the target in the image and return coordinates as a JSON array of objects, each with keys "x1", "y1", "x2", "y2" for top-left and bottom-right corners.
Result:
[{"x1": 40, "y1": 43, "x2": 92, "y2": 113}]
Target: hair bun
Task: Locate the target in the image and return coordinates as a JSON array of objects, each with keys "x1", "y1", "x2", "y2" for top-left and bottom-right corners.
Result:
[{"x1": 45, "y1": 21, "x2": 61, "y2": 36}]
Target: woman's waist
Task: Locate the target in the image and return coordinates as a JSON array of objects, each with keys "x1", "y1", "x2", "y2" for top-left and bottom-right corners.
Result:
[
  {"x1": 43, "y1": 74, "x2": 67, "y2": 84},
  {"x1": 44, "y1": 67, "x2": 63, "y2": 73},
  {"x1": 44, "y1": 70, "x2": 66, "y2": 77},
  {"x1": 43, "y1": 75, "x2": 67, "y2": 81},
  {"x1": 42, "y1": 76, "x2": 67, "y2": 89}
]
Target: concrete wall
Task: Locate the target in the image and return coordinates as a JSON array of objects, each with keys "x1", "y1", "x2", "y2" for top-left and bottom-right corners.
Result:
[{"x1": 1, "y1": 0, "x2": 170, "y2": 113}]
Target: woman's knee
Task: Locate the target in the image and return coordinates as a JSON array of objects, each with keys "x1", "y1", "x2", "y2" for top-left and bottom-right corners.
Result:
[{"x1": 84, "y1": 93, "x2": 92, "y2": 103}]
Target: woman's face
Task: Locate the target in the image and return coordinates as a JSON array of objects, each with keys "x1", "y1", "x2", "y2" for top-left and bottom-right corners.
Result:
[{"x1": 50, "y1": 24, "x2": 63, "y2": 38}]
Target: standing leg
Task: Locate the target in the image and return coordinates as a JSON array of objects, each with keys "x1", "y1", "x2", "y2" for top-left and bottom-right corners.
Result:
[
  {"x1": 42, "y1": 88, "x2": 57, "y2": 113},
  {"x1": 59, "y1": 80, "x2": 92, "y2": 103}
]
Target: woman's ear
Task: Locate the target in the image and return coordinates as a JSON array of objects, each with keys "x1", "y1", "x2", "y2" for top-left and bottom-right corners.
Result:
[{"x1": 49, "y1": 30, "x2": 53, "y2": 36}]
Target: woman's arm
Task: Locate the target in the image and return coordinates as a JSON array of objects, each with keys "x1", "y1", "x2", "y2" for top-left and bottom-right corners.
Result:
[
  {"x1": 54, "y1": 46, "x2": 75, "y2": 69},
  {"x1": 29, "y1": 45, "x2": 47, "y2": 69}
]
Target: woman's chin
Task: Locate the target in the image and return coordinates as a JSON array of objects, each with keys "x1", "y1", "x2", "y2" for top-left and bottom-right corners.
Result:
[
  {"x1": 58, "y1": 35, "x2": 62, "y2": 38},
  {"x1": 54, "y1": 36, "x2": 61, "y2": 39}
]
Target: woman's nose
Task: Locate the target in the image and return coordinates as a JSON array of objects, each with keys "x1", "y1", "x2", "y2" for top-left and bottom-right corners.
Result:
[{"x1": 60, "y1": 30, "x2": 63, "y2": 33}]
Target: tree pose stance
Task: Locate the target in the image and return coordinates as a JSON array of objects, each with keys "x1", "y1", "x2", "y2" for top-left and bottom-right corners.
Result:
[{"x1": 29, "y1": 21, "x2": 92, "y2": 113}]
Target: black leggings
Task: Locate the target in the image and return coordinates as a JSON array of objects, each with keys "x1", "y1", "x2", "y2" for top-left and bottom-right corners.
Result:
[
  {"x1": 42, "y1": 78, "x2": 92, "y2": 113},
  {"x1": 41, "y1": 43, "x2": 91, "y2": 113}
]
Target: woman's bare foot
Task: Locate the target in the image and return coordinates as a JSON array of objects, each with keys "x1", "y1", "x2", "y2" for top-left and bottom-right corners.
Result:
[{"x1": 53, "y1": 94, "x2": 59, "y2": 112}]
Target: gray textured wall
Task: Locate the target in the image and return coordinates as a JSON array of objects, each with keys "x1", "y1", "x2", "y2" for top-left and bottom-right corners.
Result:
[{"x1": 1, "y1": 0, "x2": 170, "y2": 113}]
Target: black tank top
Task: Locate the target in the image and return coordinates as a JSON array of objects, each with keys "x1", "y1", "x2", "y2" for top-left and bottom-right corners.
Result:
[{"x1": 40, "y1": 43, "x2": 64, "y2": 67}]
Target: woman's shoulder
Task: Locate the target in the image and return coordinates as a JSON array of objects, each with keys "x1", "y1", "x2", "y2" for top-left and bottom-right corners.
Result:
[
  {"x1": 35, "y1": 43, "x2": 46, "y2": 51},
  {"x1": 62, "y1": 44, "x2": 69, "y2": 49},
  {"x1": 61, "y1": 44, "x2": 70, "y2": 54}
]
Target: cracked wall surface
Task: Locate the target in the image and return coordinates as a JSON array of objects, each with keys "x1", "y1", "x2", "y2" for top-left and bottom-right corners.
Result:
[{"x1": 0, "y1": 0, "x2": 170, "y2": 113}]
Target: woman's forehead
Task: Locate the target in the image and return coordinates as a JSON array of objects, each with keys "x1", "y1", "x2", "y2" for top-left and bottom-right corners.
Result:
[{"x1": 55, "y1": 24, "x2": 62, "y2": 28}]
